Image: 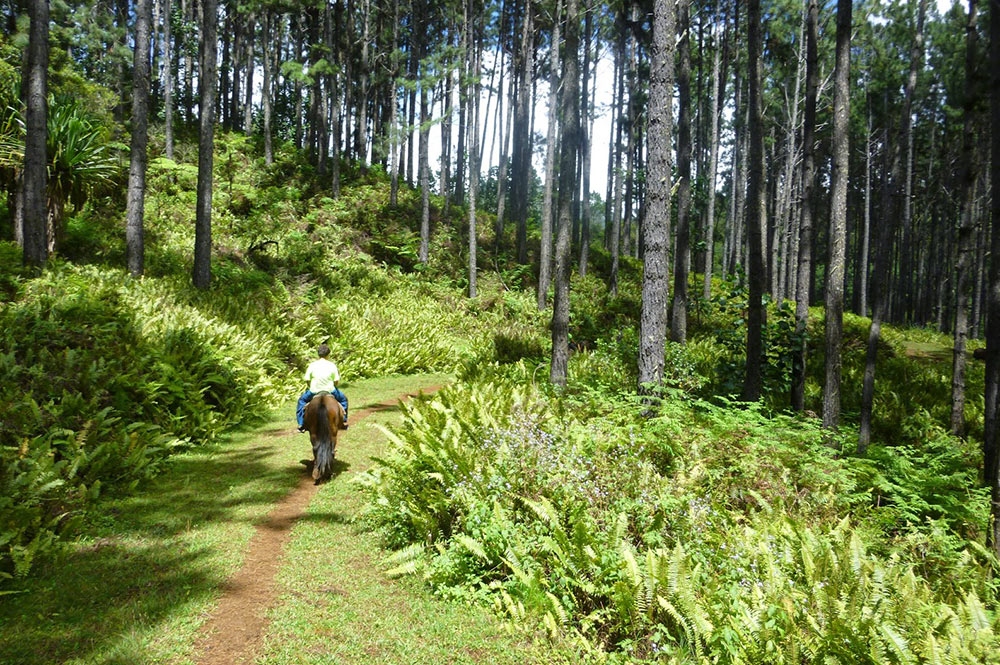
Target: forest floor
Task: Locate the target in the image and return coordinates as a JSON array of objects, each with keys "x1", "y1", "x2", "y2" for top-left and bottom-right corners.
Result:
[{"x1": 0, "y1": 374, "x2": 570, "y2": 665}]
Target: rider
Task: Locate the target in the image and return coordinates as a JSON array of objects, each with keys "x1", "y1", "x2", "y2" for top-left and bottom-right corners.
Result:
[{"x1": 296, "y1": 343, "x2": 349, "y2": 432}]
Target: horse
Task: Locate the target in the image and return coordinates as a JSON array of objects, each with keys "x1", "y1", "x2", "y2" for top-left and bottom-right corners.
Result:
[{"x1": 302, "y1": 392, "x2": 345, "y2": 483}]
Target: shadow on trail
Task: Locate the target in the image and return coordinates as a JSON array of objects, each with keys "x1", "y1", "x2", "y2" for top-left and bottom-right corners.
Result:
[{"x1": 0, "y1": 430, "x2": 306, "y2": 665}]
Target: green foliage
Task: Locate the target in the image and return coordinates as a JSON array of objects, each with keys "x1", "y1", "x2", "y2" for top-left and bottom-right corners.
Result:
[{"x1": 363, "y1": 380, "x2": 999, "y2": 663}]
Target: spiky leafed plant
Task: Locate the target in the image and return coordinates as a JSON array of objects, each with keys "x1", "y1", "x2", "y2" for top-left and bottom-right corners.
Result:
[{"x1": 1, "y1": 97, "x2": 118, "y2": 253}]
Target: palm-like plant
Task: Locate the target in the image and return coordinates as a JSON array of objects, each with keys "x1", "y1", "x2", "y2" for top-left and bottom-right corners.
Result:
[{"x1": 1, "y1": 96, "x2": 118, "y2": 253}]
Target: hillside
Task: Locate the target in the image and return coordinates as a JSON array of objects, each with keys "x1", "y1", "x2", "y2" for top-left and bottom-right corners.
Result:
[{"x1": 1, "y1": 134, "x2": 997, "y2": 662}]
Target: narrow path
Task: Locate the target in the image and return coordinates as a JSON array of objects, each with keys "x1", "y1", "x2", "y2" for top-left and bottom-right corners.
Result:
[{"x1": 192, "y1": 387, "x2": 442, "y2": 665}]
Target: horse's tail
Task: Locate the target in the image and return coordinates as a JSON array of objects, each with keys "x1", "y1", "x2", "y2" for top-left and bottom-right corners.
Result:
[{"x1": 314, "y1": 398, "x2": 333, "y2": 480}]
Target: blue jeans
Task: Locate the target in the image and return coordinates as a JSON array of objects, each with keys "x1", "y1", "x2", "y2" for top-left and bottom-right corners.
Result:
[{"x1": 297, "y1": 388, "x2": 348, "y2": 428}]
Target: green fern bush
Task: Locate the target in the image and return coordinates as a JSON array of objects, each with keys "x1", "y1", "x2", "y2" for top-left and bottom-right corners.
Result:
[{"x1": 362, "y1": 379, "x2": 999, "y2": 663}]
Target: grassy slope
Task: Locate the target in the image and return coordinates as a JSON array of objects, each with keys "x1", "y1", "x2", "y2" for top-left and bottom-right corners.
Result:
[{"x1": 0, "y1": 374, "x2": 568, "y2": 665}]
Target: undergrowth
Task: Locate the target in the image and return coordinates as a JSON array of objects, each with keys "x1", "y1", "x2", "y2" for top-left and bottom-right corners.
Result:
[{"x1": 361, "y1": 374, "x2": 998, "y2": 663}]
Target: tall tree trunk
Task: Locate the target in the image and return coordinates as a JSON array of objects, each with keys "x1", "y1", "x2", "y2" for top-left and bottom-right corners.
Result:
[
  {"x1": 126, "y1": 0, "x2": 153, "y2": 277},
  {"x1": 512, "y1": 0, "x2": 534, "y2": 264},
  {"x1": 578, "y1": 7, "x2": 593, "y2": 279},
  {"x1": 984, "y1": 0, "x2": 1000, "y2": 555},
  {"x1": 495, "y1": 65, "x2": 514, "y2": 254},
  {"x1": 184, "y1": 0, "x2": 194, "y2": 122},
  {"x1": 229, "y1": 6, "x2": 241, "y2": 129},
  {"x1": 22, "y1": 0, "x2": 48, "y2": 268},
  {"x1": 294, "y1": 21, "x2": 303, "y2": 149},
  {"x1": 220, "y1": 9, "x2": 231, "y2": 129},
  {"x1": 702, "y1": 14, "x2": 725, "y2": 301},
  {"x1": 193, "y1": 0, "x2": 218, "y2": 289},
  {"x1": 468, "y1": 4, "x2": 481, "y2": 298},
  {"x1": 859, "y1": 101, "x2": 872, "y2": 316},
  {"x1": 163, "y1": 0, "x2": 174, "y2": 159},
  {"x1": 639, "y1": 0, "x2": 676, "y2": 389},
  {"x1": 418, "y1": 73, "x2": 431, "y2": 263},
  {"x1": 742, "y1": 0, "x2": 765, "y2": 402},
  {"x1": 608, "y1": 24, "x2": 625, "y2": 296},
  {"x1": 390, "y1": 0, "x2": 400, "y2": 205},
  {"x1": 243, "y1": 13, "x2": 254, "y2": 134},
  {"x1": 951, "y1": 0, "x2": 980, "y2": 436},
  {"x1": 537, "y1": 0, "x2": 561, "y2": 310},
  {"x1": 972, "y1": 200, "x2": 986, "y2": 339},
  {"x1": 550, "y1": 0, "x2": 579, "y2": 387},
  {"x1": 858, "y1": 137, "x2": 896, "y2": 453},
  {"x1": 900, "y1": 0, "x2": 927, "y2": 323},
  {"x1": 821, "y1": 0, "x2": 852, "y2": 429},
  {"x1": 262, "y1": 11, "x2": 273, "y2": 164},
  {"x1": 670, "y1": 0, "x2": 691, "y2": 344}
]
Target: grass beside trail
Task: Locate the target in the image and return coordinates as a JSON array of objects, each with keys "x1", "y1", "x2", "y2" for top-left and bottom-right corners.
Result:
[
  {"x1": 256, "y1": 384, "x2": 574, "y2": 665},
  {"x1": 0, "y1": 374, "x2": 565, "y2": 665}
]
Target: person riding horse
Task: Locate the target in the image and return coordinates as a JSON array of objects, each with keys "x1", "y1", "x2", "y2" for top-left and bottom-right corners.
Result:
[{"x1": 297, "y1": 343, "x2": 348, "y2": 432}]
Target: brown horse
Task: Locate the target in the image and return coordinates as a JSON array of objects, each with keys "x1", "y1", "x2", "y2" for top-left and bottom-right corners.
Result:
[{"x1": 302, "y1": 393, "x2": 345, "y2": 483}]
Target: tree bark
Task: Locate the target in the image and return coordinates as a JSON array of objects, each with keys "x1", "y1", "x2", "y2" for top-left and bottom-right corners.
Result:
[
  {"x1": 22, "y1": 0, "x2": 48, "y2": 268},
  {"x1": 512, "y1": 0, "x2": 534, "y2": 264},
  {"x1": 741, "y1": 0, "x2": 765, "y2": 402},
  {"x1": 578, "y1": 8, "x2": 594, "y2": 279},
  {"x1": 418, "y1": 70, "x2": 431, "y2": 263},
  {"x1": 262, "y1": 11, "x2": 273, "y2": 164},
  {"x1": 537, "y1": 0, "x2": 561, "y2": 310},
  {"x1": 950, "y1": 0, "x2": 980, "y2": 437},
  {"x1": 900, "y1": 0, "x2": 927, "y2": 324},
  {"x1": 549, "y1": 0, "x2": 579, "y2": 387},
  {"x1": 243, "y1": 13, "x2": 255, "y2": 134},
  {"x1": 702, "y1": 14, "x2": 725, "y2": 301},
  {"x1": 638, "y1": 0, "x2": 676, "y2": 390},
  {"x1": 821, "y1": 0, "x2": 852, "y2": 430},
  {"x1": 608, "y1": 23, "x2": 625, "y2": 296},
  {"x1": 163, "y1": 0, "x2": 174, "y2": 159},
  {"x1": 468, "y1": 3, "x2": 481, "y2": 298},
  {"x1": 193, "y1": 0, "x2": 218, "y2": 290},
  {"x1": 670, "y1": 0, "x2": 691, "y2": 344},
  {"x1": 984, "y1": 0, "x2": 1000, "y2": 555},
  {"x1": 126, "y1": 0, "x2": 153, "y2": 277}
]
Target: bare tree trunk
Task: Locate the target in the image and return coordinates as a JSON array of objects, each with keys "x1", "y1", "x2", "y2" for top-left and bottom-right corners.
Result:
[
  {"x1": 550, "y1": 0, "x2": 579, "y2": 387},
  {"x1": 512, "y1": 0, "x2": 533, "y2": 264},
  {"x1": 900, "y1": 0, "x2": 927, "y2": 323},
  {"x1": 262, "y1": 12, "x2": 274, "y2": 164},
  {"x1": 670, "y1": 0, "x2": 691, "y2": 344},
  {"x1": 859, "y1": 103, "x2": 871, "y2": 316},
  {"x1": 294, "y1": 21, "x2": 303, "y2": 150},
  {"x1": 742, "y1": 0, "x2": 765, "y2": 402},
  {"x1": 126, "y1": 0, "x2": 153, "y2": 277},
  {"x1": 702, "y1": 15, "x2": 724, "y2": 300},
  {"x1": 390, "y1": 0, "x2": 400, "y2": 205},
  {"x1": 639, "y1": 0, "x2": 676, "y2": 389},
  {"x1": 537, "y1": 0, "x2": 560, "y2": 310},
  {"x1": 984, "y1": 0, "x2": 1000, "y2": 555},
  {"x1": 578, "y1": 8, "x2": 594, "y2": 279},
  {"x1": 164, "y1": 0, "x2": 174, "y2": 159},
  {"x1": 495, "y1": 65, "x2": 514, "y2": 254},
  {"x1": 972, "y1": 196, "x2": 986, "y2": 339},
  {"x1": 418, "y1": 76, "x2": 431, "y2": 263},
  {"x1": 821, "y1": 0, "x2": 852, "y2": 430},
  {"x1": 244, "y1": 14, "x2": 254, "y2": 134},
  {"x1": 193, "y1": 0, "x2": 218, "y2": 289},
  {"x1": 468, "y1": 4, "x2": 481, "y2": 298},
  {"x1": 609, "y1": 24, "x2": 625, "y2": 296},
  {"x1": 22, "y1": 0, "x2": 48, "y2": 267},
  {"x1": 951, "y1": 0, "x2": 980, "y2": 437}
]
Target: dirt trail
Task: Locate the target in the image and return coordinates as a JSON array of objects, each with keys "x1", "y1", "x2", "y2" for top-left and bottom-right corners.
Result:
[{"x1": 192, "y1": 387, "x2": 441, "y2": 665}]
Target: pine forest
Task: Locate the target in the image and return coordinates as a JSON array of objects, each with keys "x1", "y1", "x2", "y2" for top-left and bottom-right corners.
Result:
[{"x1": 2, "y1": 0, "x2": 1000, "y2": 662}]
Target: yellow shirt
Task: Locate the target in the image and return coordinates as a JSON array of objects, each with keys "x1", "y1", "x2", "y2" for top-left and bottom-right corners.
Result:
[{"x1": 305, "y1": 358, "x2": 340, "y2": 393}]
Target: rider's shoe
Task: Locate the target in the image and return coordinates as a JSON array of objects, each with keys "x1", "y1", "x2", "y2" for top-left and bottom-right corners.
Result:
[{"x1": 297, "y1": 426, "x2": 307, "y2": 433}]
